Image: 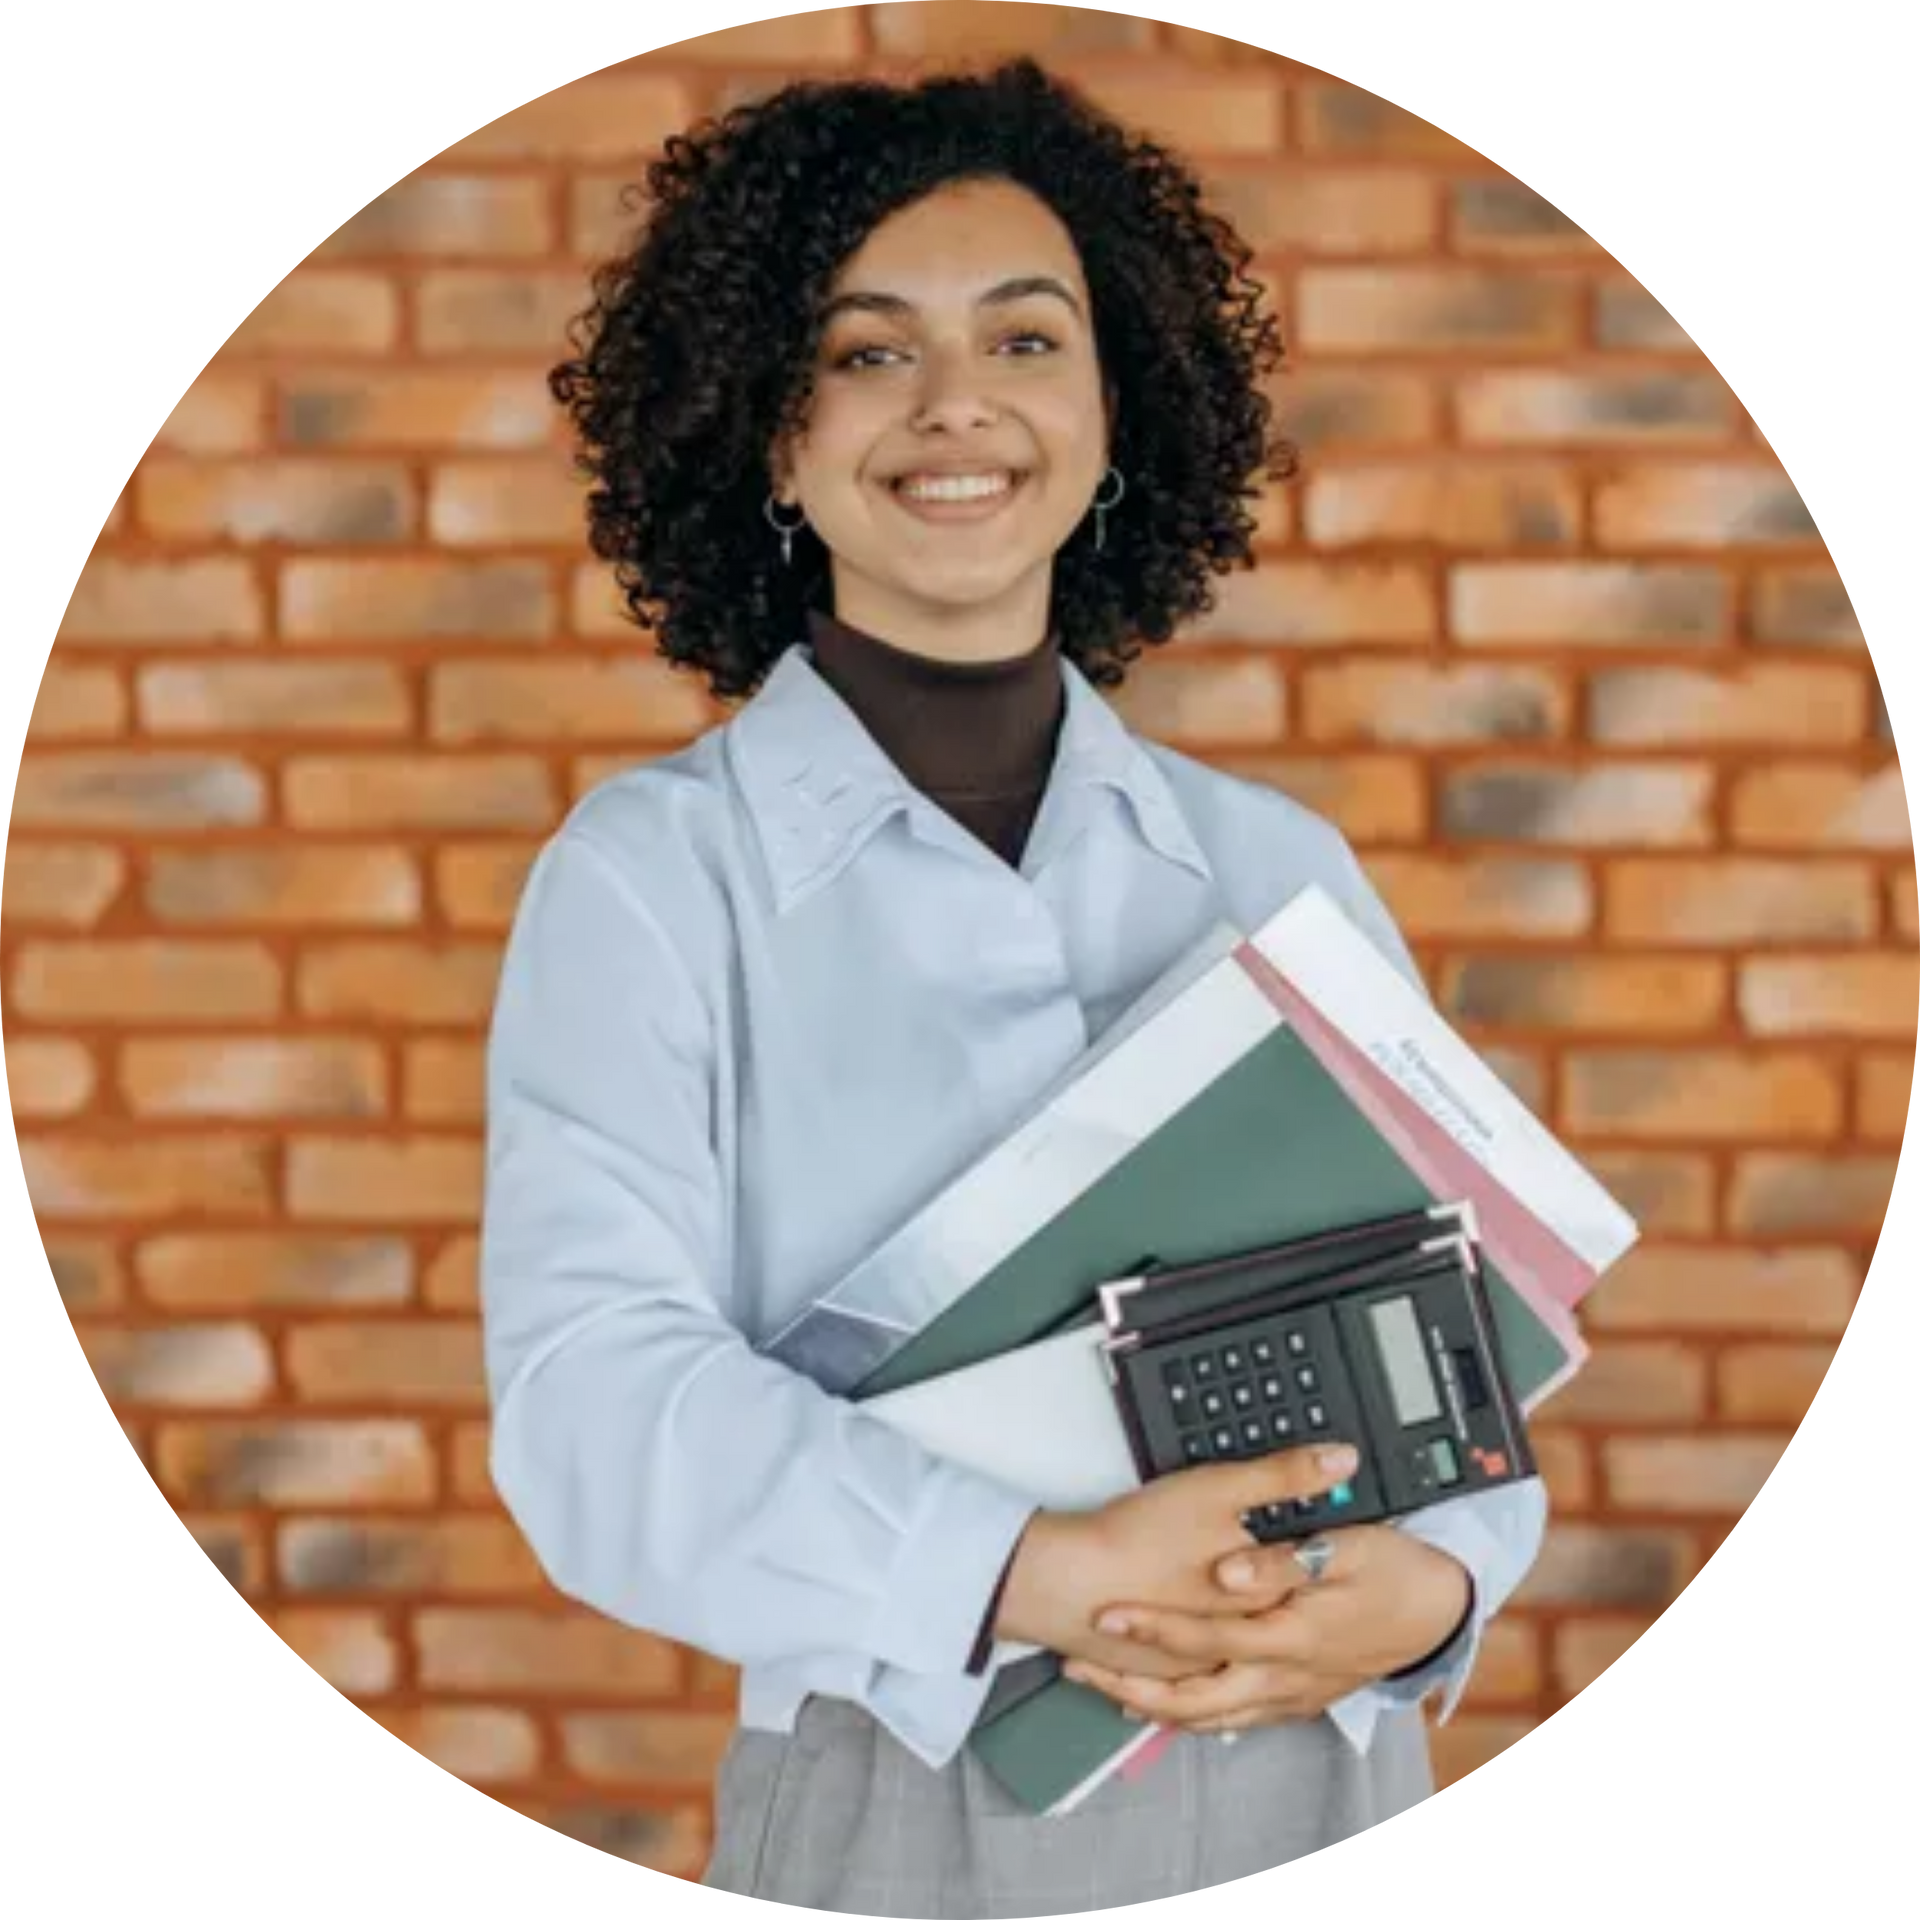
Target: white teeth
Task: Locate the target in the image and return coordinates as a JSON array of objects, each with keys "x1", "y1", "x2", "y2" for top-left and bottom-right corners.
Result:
[{"x1": 895, "y1": 472, "x2": 1014, "y2": 502}]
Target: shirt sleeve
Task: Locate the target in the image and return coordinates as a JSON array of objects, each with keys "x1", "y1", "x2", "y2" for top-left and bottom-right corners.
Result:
[{"x1": 480, "y1": 831, "x2": 1037, "y2": 1765}]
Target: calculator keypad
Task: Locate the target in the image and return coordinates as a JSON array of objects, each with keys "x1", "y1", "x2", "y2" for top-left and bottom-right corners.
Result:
[{"x1": 1152, "y1": 1316, "x2": 1333, "y2": 1465}]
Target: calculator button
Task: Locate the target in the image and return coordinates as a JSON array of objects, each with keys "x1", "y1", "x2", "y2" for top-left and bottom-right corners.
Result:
[
  {"x1": 1250, "y1": 1337, "x2": 1275, "y2": 1366},
  {"x1": 1161, "y1": 1359, "x2": 1189, "y2": 1389},
  {"x1": 1230, "y1": 1382, "x2": 1255, "y2": 1411},
  {"x1": 1211, "y1": 1427, "x2": 1237, "y2": 1455},
  {"x1": 1269, "y1": 1411, "x2": 1293, "y2": 1440},
  {"x1": 1169, "y1": 1383, "x2": 1198, "y2": 1426},
  {"x1": 1191, "y1": 1354, "x2": 1217, "y2": 1383},
  {"x1": 1295, "y1": 1364, "x2": 1319, "y2": 1394},
  {"x1": 1305, "y1": 1401, "x2": 1328, "y2": 1430},
  {"x1": 1259, "y1": 1375, "x2": 1285, "y2": 1404},
  {"x1": 1289, "y1": 1495, "x2": 1320, "y2": 1519},
  {"x1": 1182, "y1": 1433, "x2": 1208, "y2": 1464},
  {"x1": 1220, "y1": 1345, "x2": 1245, "y2": 1374},
  {"x1": 1328, "y1": 1481, "x2": 1354, "y2": 1509},
  {"x1": 1200, "y1": 1388, "x2": 1226, "y2": 1419},
  {"x1": 1240, "y1": 1419, "x2": 1265, "y2": 1448},
  {"x1": 1285, "y1": 1330, "x2": 1309, "y2": 1358}
]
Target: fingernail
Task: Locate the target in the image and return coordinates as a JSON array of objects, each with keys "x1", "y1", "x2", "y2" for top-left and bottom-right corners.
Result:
[
  {"x1": 1096, "y1": 1609, "x2": 1134, "y2": 1637},
  {"x1": 1317, "y1": 1444, "x2": 1359, "y2": 1476},
  {"x1": 1121, "y1": 1708, "x2": 1144, "y2": 1723},
  {"x1": 1219, "y1": 1556, "x2": 1258, "y2": 1592}
]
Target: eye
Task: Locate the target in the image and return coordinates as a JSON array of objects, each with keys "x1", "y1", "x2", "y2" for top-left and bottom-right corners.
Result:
[
  {"x1": 830, "y1": 341, "x2": 906, "y2": 371},
  {"x1": 997, "y1": 329, "x2": 1060, "y2": 356}
]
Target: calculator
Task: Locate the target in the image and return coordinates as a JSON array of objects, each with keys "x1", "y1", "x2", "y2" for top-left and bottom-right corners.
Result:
[{"x1": 1099, "y1": 1220, "x2": 1534, "y2": 1546}]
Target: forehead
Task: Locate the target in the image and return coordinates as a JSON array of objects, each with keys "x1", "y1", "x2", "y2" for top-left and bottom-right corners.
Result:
[{"x1": 831, "y1": 177, "x2": 1088, "y2": 297}]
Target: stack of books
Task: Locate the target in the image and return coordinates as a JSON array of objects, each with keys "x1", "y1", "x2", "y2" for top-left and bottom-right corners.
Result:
[{"x1": 760, "y1": 883, "x2": 1638, "y2": 1815}]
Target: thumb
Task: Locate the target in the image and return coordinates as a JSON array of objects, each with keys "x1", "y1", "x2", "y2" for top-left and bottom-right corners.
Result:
[{"x1": 1215, "y1": 1441, "x2": 1359, "y2": 1517}]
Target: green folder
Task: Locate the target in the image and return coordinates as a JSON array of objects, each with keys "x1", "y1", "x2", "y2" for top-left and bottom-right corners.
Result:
[{"x1": 847, "y1": 1020, "x2": 1568, "y2": 1817}]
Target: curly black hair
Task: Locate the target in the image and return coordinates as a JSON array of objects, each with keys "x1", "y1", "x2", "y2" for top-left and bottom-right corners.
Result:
[{"x1": 549, "y1": 56, "x2": 1291, "y2": 700}]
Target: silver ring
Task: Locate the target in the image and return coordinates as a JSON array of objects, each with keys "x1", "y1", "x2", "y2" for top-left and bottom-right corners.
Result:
[{"x1": 1292, "y1": 1535, "x2": 1335, "y2": 1584}]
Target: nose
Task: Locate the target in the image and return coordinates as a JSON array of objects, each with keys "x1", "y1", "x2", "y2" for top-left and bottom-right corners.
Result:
[{"x1": 909, "y1": 339, "x2": 1000, "y2": 433}]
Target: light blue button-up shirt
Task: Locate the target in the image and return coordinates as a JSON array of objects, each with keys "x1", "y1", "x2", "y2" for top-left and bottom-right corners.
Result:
[{"x1": 480, "y1": 642, "x2": 1546, "y2": 1771}]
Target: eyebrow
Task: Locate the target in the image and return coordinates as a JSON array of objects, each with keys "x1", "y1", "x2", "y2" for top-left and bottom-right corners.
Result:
[{"x1": 817, "y1": 274, "x2": 1086, "y2": 326}]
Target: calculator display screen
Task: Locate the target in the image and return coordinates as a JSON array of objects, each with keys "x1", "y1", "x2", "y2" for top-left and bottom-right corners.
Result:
[{"x1": 1368, "y1": 1295, "x2": 1442, "y2": 1427}]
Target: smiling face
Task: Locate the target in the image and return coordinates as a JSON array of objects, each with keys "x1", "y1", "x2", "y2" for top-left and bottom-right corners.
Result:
[{"x1": 769, "y1": 176, "x2": 1112, "y2": 663}]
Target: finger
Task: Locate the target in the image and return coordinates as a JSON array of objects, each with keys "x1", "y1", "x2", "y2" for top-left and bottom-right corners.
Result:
[
  {"x1": 1202, "y1": 1443, "x2": 1360, "y2": 1524},
  {"x1": 1091, "y1": 1604, "x2": 1293, "y2": 1666},
  {"x1": 1211, "y1": 1541, "x2": 1314, "y2": 1604},
  {"x1": 1070, "y1": 1660, "x2": 1292, "y2": 1728}
]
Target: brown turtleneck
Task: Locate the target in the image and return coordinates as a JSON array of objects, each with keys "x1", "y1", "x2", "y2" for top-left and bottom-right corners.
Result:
[{"x1": 806, "y1": 608, "x2": 1065, "y2": 869}]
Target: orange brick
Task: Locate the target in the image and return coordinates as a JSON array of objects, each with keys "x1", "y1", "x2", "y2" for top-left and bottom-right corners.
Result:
[
  {"x1": 1552, "y1": 1616, "x2": 1650, "y2": 1693},
  {"x1": 146, "y1": 847, "x2": 419, "y2": 927},
  {"x1": 1530, "y1": 1425, "x2": 1591, "y2": 1512},
  {"x1": 1729, "y1": 765, "x2": 1909, "y2": 851},
  {"x1": 522, "y1": 1803, "x2": 708, "y2": 1875},
  {"x1": 1298, "y1": 267, "x2": 1580, "y2": 354},
  {"x1": 20, "y1": 1136, "x2": 272, "y2": 1220},
  {"x1": 1106, "y1": 656, "x2": 1285, "y2": 747},
  {"x1": 11, "y1": 941, "x2": 281, "y2": 1023},
  {"x1": 269, "y1": 1607, "x2": 398, "y2": 1696},
  {"x1": 450, "y1": 1421, "x2": 495, "y2": 1503},
  {"x1": 1543, "y1": 1340, "x2": 1707, "y2": 1424},
  {"x1": 1071, "y1": 72, "x2": 1282, "y2": 157},
  {"x1": 1892, "y1": 869, "x2": 1916, "y2": 941},
  {"x1": 41, "y1": 1237, "x2": 125, "y2": 1314},
  {"x1": 1751, "y1": 563, "x2": 1863, "y2": 647},
  {"x1": 560, "y1": 1709, "x2": 735, "y2": 1785},
  {"x1": 277, "y1": 370, "x2": 553, "y2": 451},
  {"x1": 13, "y1": 752, "x2": 264, "y2": 831},
  {"x1": 28, "y1": 665, "x2": 126, "y2": 739},
  {"x1": 1301, "y1": 661, "x2": 1568, "y2": 744},
  {"x1": 1717, "y1": 1343, "x2": 1837, "y2": 1423},
  {"x1": 120, "y1": 1038, "x2": 388, "y2": 1119},
  {"x1": 435, "y1": 844, "x2": 539, "y2": 931},
  {"x1": 413, "y1": 1608, "x2": 680, "y2": 1696},
  {"x1": 2, "y1": 846, "x2": 127, "y2": 927},
  {"x1": 1187, "y1": 561, "x2": 1435, "y2": 645},
  {"x1": 689, "y1": 1651, "x2": 738, "y2": 1701},
  {"x1": 1456, "y1": 370, "x2": 1739, "y2": 447},
  {"x1": 225, "y1": 270, "x2": 398, "y2": 354},
  {"x1": 1739, "y1": 954, "x2": 1918, "y2": 1037},
  {"x1": 416, "y1": 271, "x2": 586, "y2": 354},
  {"x1": 58, "y1": 556, "x2": 262, "y2": 644},
  {"x1": 1594, "y1": 282, "x2": 1693, "y2": 351},
  {"x1": 1440, "y1": 763, "x2": 1711, "y2": 847},
  {"x1": 1584, "y1": 1245, "x2": 1858, "y2": 1334},
  {"x1": 182, "y1": 1512, "x2": 269, "y2": 1593},
  {"x1": 154, "y1": 368, "x2": 263, "y2": 452},
  {"x1": 1450, "y1": 179, "x2": 1595, "y2": 254},
  {"x1": 429, "y1": 657, "x2": 708, "y2": 743},
  {"x1": 284, "y1": 1321, "x2": 487, "y2": 1405},
  {"x1": 1440, "y1": 955, "x2": 1725, "y2": 1032},
  {"x1": 280, "y1": 558, "x2": 552, "y2": 641},
  {"x1": 154, "y1": 1418, "x2": 436, "y2": 1506},
  {"x1": 405, "y1": 1039, "x2": 485, "y2": 1123},
  {"x1": 286, "y1": 1138, "x2": 482, "y2": 1224},
  {"x1": 1304, "y1": 463, "x2": 1579, "y2": 549},
  {"x1": 1364, "y1": 853, "x2": 1591, "y2": 938},
  {"x1": 440, "y1": 75, "x2": 692, "y2": 161},
  {"x1": 365, "y1": 1705, "x2": 539, "y2": 1785},
  {"x1": 1450, "y1": 562, "x2": 1727, "y2": 646},
  {"x1": 1857, "y1": 1051, "x2": 1913, "y2": 1141},
  {"x1": 425, "y1": 1236, "x2": 479, "y2": 1311},
  {"x1": 77, "y1": 1325, "x2": 274, "y2": 1407},
  {"x1": 1603, "y1": 859, "x2": 1877, "y2": 946},
  {"x1": 282, "y1": 756, "x2": 554, "y2": 832},
  {"x1": 1604, "y1": 1434, "x2": 1790, "y2": 1514},
  {"x1": 1585, "y1": 1150, "x2": 1715, "y2": 1235},
  {"x1": 138, "y1": 1235, "x2": 413, "y2": 1311},
  {"x1": 136, "y1": 460, "x2": 413, "y2": 544},
  {"x1": 1276, "y1": 369, "x2": 1440, "y2": 450},
  {"x1": 5, "y1": 1036, "x2": 96, "y2": 1118},
  {"x1": 569, "y1": 177, "x2": 647, "y2": 259},
  {"x1": 1564, "y1": 1049, "x2": 1843, "y2": 1142},
  {"x1": 1587, "y1": 664, "x2": 1867, "y2": 746},
  {"x1": 1203, "y1": 167, "x2": 1436, "y2": 254},
  {"x1": 1461, "y1": 1617, "x2": 1542, "y2": 1706},
  {"x1": 1296, "y1": 80, "x2": 1485, "y2": 160},
  {"x1": 571, "y1": 753, "x2": 668, "y2": 801},
  {"x1": 569, "y1": 561, "x2": 637, "y2": 640},
  {"x1": 1428, "y1": 1714, "x2": 1534, "y2": 1788},
  {"x1": 425, "y1": 457, "x2": 585, "y2": 545},
  {"x1": 138, "y1": 660, "x2": 411, "y2": 737},
  {"x1": 660, "y1": 11, "x2": 864, "y2": 61},
  {"x1": 1515, "y1": 1524, "x2": 1699, "y2": 1609},
  {"x1": 297, "y1": 941, "x2": 501, "y2": 1024},
  {"x1": 1728, "y1": 1153, "x2": 1897, "y2": 1238},
  {"x1": 318, "y1": 176, "x2": 552, "y2": 257},
  {"x1": 1214, "y1": 754, "x2": 1425, "y2": 843},
  {"x1": 1594, "y1": 463, "x2": 1817, "y2": 548}
]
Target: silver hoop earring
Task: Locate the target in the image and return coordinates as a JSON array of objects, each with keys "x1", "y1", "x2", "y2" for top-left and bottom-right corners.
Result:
[
  {"x1": 1090, "y1": 467, "x2": 1126, "y2": 554},
  {"x1": 764, "y1": 495, "x2": 808, "y2": 568}
]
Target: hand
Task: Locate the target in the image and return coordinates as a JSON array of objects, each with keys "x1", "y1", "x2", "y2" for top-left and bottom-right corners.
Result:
[
  {"x1": 993, "y1": 1443, "x2": 1361, "y2": 1683},
  {"x1": 1061, "y1": 1523, "x2": 1473, "y2": 1731}
]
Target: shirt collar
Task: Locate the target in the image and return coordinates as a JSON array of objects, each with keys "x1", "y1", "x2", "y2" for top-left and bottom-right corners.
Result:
[{"x1": 727, "y1": 643, "x2": 1214, "y2": 914}]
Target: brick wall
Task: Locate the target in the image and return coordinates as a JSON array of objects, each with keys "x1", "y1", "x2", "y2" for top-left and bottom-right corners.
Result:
[{"x1": 9, "y1": 4, "x2": 1911, "y2": 1878}]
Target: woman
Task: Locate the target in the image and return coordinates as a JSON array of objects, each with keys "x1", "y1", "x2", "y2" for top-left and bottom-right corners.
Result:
[{"x1": 482, "y1": 57, "x2": 1544, "y2": 1916}]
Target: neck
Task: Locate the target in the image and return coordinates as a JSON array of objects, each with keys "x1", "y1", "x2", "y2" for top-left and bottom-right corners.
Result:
[{"x1": 825, "y1": 577, "x2": 1052, "y2": 667}]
